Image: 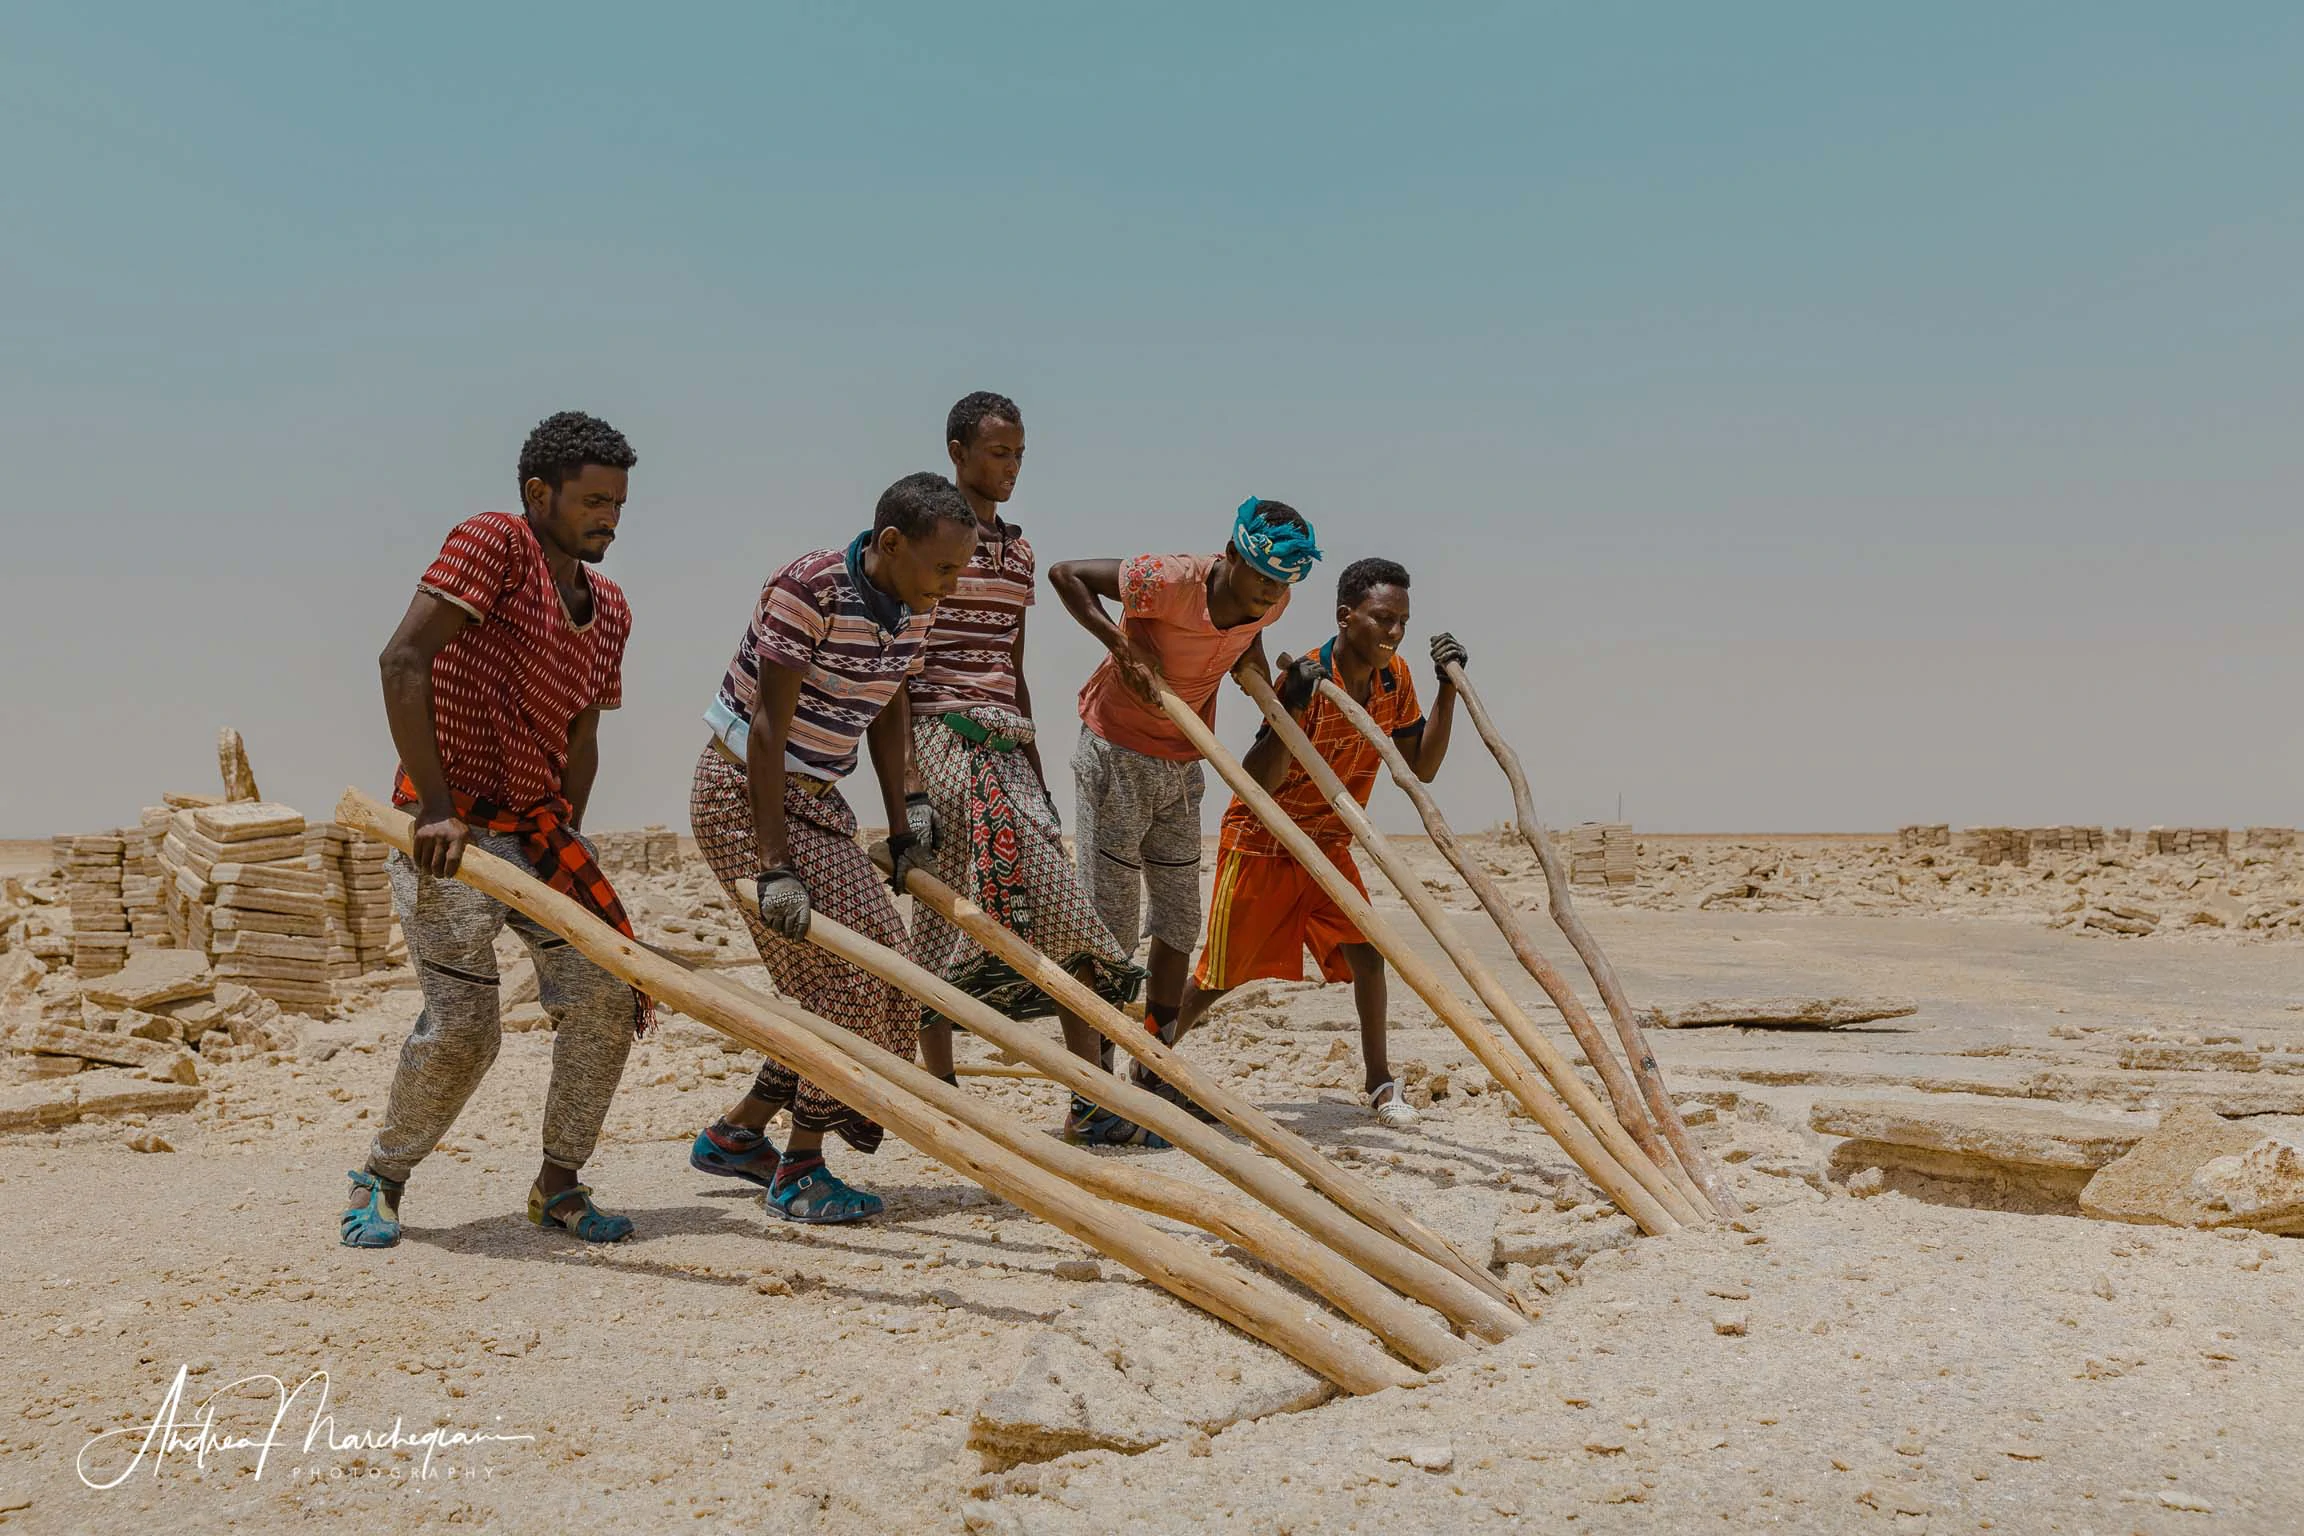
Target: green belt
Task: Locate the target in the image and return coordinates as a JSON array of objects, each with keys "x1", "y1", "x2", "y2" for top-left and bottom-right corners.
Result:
[{"x1": 940, "y1": 712, "x2": 1022, "y2": 752}]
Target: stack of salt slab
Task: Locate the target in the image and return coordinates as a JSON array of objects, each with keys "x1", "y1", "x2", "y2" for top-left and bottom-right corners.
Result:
[
  {"x1": 2025, "y1": 825, "x2": 2105, "y2": 858},
  {"x1": 2146, "y1": 827, "x2": 2229, "y2": 858},
  {"x1": 591, "y1": 825, "x2": 682, "y2": 878},
  {"x1": 1958, "y1": 827, "x2": 2031, "y2": 867},
  {"x1": 1897, "y1": 824, "x2": 1951, "y2": 851},
  {"x1": 307, "y1": 823, "x2": 396, "y2": 979},
  {"x1": 161, "y1": 802, "x2": 333, "y2": 1013},
  {"x1": 1567, "y1": 822, "x2": 1638, "y2": 887},
  {"x1": 121, "y1": 822, "x2": 170, "y2": 952},
  {"x1": 56, "y1": 834, "x2": 129, "y2": 976}
]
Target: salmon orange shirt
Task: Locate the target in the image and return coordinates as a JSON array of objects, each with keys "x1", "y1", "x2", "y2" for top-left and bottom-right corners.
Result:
[{"x1": 1075, "y1": 553, "x2": 1290, "y2": 762}]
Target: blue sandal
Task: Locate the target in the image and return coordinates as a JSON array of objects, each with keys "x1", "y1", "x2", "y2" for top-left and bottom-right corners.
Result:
[
  {"x1": 765, "y1": 1162, "x2": 884, "y2": 1225},
  {"x1": 690, "y1": 1123, "x2": 783, "y2": 1190},
  {"x1": 528, "y1": 1183, "x2": 635, "y2": 1243},
  {"x1": 340, "y1": 1169, "x2": 405, "y2": 1248}
]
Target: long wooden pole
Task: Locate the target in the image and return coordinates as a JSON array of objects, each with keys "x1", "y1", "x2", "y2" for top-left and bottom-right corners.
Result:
[
  {"x1": 780, "y1": 889, "x2": 1526, "y2": 1342},
  {"x1": 1315, "y1": 675, "x2": 1702, "y2": 1211},
  {"x1": 677, "y1": 966, "x2": 1470, "y2": 1371},
  {"x1": 338, "y1": 789, "x2": 1418, "y2": 1394},
  {"x1": 1235, "y1": 671, "x2": 1703, "y2": 1228},
  {"x1": 878, "y1": 852, "x2": 1504, "y2": 1303},
  {"x1": 1147, "y1": 687, "x2": 1681, "y2": 1237},
  {"x1": 1441, "y1": 661, "x2": 1742, "y2": 1218}
]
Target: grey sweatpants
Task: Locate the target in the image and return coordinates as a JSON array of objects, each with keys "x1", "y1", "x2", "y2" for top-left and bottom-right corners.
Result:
[
  {"x1": 1072, "y1": 728, "x2": 1206, "y2": 955},
  {"x1": 366, "y1": 832, "x2": 636, "y2": 1184}
]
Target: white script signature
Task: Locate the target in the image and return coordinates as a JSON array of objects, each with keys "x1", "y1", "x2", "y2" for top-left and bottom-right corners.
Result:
[{"x1": 77, "y1": 1365, "x2": 536, "y2": 1489}]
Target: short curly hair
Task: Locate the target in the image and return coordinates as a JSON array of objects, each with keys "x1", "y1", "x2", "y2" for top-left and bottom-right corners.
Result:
[
  {"x1": 946, "y1": 391, "x2": 1022, "y2": 448},
  {"x1": 1338, "y1": 556, "x2": 1410, "y2": 610},
  {"x1": 873, "y1": 472, "x2": 977, "y2": 538},
  {"x1": 517, "y1": 411, "x2": 637, "y2": 499}
]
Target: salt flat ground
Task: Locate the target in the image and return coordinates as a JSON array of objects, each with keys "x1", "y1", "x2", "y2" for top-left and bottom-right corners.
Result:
[{"x1": 5, "y1": 872, "x2": 2303, "y2": 1533}]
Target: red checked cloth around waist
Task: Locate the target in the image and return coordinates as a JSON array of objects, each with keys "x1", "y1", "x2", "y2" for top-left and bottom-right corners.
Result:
[{"x1": 392, "y1": 772, "x2": 653, "y2": 1034}]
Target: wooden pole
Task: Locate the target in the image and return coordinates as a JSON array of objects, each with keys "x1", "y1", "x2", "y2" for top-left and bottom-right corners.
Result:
[
  {"x1": 1147, "y1": 687, "x2": 1683, "y2": 1237},
  {"x1": 878, "y1": 851, "x2": 1506, "y2": 1304},
  {"x1": 1315, "y1": 675, "x2": 1706, "y2": 1214},
  {"x1": 952, "y1": 1062, "x2": 1048, "y2": 1081},
  {"x1": 1234, "y1": 670, "x2": 1703, "y2": 1228},
  {"x1": 779, "y1": 887, "x2": 1526, "y2": 1343},
  {"x1": 337, "y1": 789, "x2": 1420, "y2": 1394},
  {"x1": 678, "y1": 966, "x2": 1470, "y2": 1371},
  {"x1": 1441, "y1": 661, "x2": 1743, "y2": 1218}
]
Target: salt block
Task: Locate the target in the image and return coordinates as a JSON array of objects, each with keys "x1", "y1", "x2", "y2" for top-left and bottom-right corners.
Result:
[
  {"x1": 968, "y1": 1292, "x2": 1330, "y2": 1468},
  {"x1": 71, "y1": 1070, "x2": 205, "y2": 1120},
  {"x1": 1644, "y1": 996, "x2": 1918, "y2": 1030},
  {"x1": 1810, "y1": 1098, "x2": 2139, "y2": 1170},
  {"x1": 2078, "y1": 1104, "x2": 2264, "y2": 1229},
  {"x1": 79, "y1": 950, "x2": 213, "y2": 1012},
  {"x1": 16, "y1": 1023, "x2": 200, "y2": 1084},
  {"x1": 190, "y1": 802, "x2": 306, "y2": 845}
]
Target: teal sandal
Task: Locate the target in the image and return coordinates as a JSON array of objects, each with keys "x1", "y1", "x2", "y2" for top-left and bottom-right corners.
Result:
[
  {"x1": 764, "y1": 1162, "x2": 883, "y2": 1225},
  {"x1": 528, "y1": 1183, "x2": 635, "y2": 1243},
  {"x1": 340, "y1": 1169, "x2": 405, "y2": 1248}
]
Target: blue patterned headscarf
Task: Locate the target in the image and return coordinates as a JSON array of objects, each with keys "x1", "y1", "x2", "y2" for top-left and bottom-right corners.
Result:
[{"x1": 1231, "y1": 496, "x2": 1323, "y2": 584}]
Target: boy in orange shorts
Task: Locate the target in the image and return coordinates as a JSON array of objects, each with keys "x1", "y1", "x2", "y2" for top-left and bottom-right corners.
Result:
[{"x1": 1161, "y1": 557, "x2": 1467, "y2": 1127}]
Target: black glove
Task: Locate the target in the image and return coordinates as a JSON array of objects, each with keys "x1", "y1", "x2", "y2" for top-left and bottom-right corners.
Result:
[
  {"x1": 1430, "y1": 632, "x2": 1469, "y2": 684},
  {"x1": 903, "y1": 790, "x2": 937, "y2": 851},
  {"x1": 755, "y1": 866, "x2": 811, "y2": 941},
  {"x1": 886, "y1": 833, "x2": 933, "y2": 894},
  {"x1": 1276, "y1": 651, "x2": 1329, "y2": 713}
]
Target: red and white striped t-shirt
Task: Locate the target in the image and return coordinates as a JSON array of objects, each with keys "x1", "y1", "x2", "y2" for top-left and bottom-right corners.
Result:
[
  {"x1": 908, "y1": 516, "x2": 1035, "y2": 715},
  {"x1": 406, "y1": 511, "x2": 631, "y2": 810}
]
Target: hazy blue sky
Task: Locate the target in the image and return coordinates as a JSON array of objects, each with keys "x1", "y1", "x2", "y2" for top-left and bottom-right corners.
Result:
[{"x1": 6, "y1": 4, "x2": 2302, "y2": 837}]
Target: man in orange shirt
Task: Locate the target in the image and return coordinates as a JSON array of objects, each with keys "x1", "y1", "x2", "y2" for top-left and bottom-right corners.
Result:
[
  {"x1": 1167, "y1": 557, "x2": 1468, "y2": 1128},
  {"x1": 1047, "y1": 499, "x2": 1320, "y2": 1123}
]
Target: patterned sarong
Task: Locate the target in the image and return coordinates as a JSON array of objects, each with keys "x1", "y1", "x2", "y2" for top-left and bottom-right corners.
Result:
[
  {"x1": 913, "y1": 710, "x2": 1143, "y2": 1020},
  {"x1": 689, "y1": 746, "x2": 914, "y2": 1153}
]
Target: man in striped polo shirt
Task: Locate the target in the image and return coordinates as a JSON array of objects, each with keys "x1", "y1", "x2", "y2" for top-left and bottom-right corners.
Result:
[
  {"x1": 343, "y1": 411, "x2": 645, "y2": 1250},
  {"x1": 908, "y1": 392, "x2": 1156, "y2": 1147},
  {"x1": 687, "y1": 472, "x2": 981, "y2": 1224}
]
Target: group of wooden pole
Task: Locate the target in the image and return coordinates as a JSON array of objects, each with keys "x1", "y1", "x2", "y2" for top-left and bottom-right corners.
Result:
[{"x1": 333, "y1": 653, "x2": 1730, "y2": 1397}]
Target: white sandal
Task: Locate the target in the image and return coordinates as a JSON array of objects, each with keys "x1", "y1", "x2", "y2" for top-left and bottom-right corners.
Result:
[{"x1": 1369, "y1": 1080, "x2": 1420, "y2": 1128}]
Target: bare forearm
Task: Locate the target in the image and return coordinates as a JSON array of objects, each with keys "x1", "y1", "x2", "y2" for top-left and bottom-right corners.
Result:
[
  {"x1": 1241, "y1": 729, "x2": 1294, "y2": 792},
  {"x1": 745, "y1": 721, "x2": 791, "y2": 872},
  {"x1": 564, "y1": 732, "x2": 600, "y2": 827},
  {"x1": 1414, "y1": 686, "x2": 1458, "y2": 781},
  {"x1": 381, "y1": 651, "x2": 454, "y2": 813},
  {"x1": 866, "y1": 693, "x2": 918, "y2": 832}
]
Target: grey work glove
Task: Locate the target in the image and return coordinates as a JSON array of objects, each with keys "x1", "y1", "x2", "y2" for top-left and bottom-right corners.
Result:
[
  {"x1": 755, "y1": 866, "x2": 812, "y2": 941},
  {"x1": 1276, "y1": 650, "x2": 1329, "y2": 713},
  {"x1": 903, "y1": 790, "x2": 937, "y2": 851},
  {"x1": 1430, "y1": 631, "x2": 1469, "y2": 684}
]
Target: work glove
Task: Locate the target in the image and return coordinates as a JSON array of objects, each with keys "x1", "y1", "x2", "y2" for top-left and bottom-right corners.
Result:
[
  {"x1": 1041, "y1": 782, "x2": 1063, "y2": 831},
  {"x1": 1430, "y1": 632, "x2": 1469, "y2": 684},
  {"x1": 1276, "y1": 650, "x2": 1329, "y2": 713},
  {"x1": 755, "y1": 866, "x2": 812, "y2": 941},
  {"x1": 903, "y1": 790, "x2": 938, "y2": 851}
]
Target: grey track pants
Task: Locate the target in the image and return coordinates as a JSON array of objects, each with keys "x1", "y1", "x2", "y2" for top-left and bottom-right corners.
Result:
[{"x1": 366, "y1": 832, "x2": 636, "y2": 1184}]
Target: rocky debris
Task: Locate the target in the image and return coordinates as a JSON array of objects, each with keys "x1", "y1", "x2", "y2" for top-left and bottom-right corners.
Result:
[
  {"x1": 1491, "y1": 1208, "x2": 1639, "y2": 1271},
  {"x1": 2118, "y1": 1042, "x2": 2265, "y2": 1074},
  {"x1": 968, "y1": 1294, "x2": 1332, "y2": 1467},
  {"x1": 13, "y1": 1023, "x2": 199, "y2": 1084},
  {"x1": 0, "y1": 1069, "x2": 204, "y2": 1132},
  {"x1": 2079, "y1": 1105, "x2": 2266, "y2": 1230},
  {"x1": 1643, "y1": 995, "x2": 1917, "y2": 1030},
  {"x1": 2191, "y1": 1137, "x2": 2304, "y2": 1232},
  {"x1": 78, "y1": 950, "x2": 213, "y2": 1012}
]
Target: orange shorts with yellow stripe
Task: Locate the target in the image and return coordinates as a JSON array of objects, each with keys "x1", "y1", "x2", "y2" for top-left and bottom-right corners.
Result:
[{"x1": 1194, "y1": 843, "x2": 1369, "y2": 990}]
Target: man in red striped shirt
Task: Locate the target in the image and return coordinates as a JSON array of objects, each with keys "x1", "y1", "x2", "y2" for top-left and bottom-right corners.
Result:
[{"x1": 343, "y1": 411, "x2": 646, "y2": 1251}]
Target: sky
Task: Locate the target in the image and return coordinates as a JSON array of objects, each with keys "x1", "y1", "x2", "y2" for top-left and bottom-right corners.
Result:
[{"x1": 5, "y1": 3, "x2": 2302, "y2": 838}]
